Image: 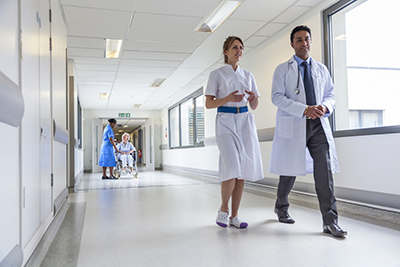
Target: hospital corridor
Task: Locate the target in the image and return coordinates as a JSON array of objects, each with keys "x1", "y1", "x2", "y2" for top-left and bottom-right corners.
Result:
[{"x1": 1, "y1": 0, "x2": 400, "y2": 266}]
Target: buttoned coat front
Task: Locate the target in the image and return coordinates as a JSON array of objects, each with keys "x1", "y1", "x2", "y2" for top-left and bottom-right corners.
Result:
[{"x1": 269, "y1": 56, "x2": 340, "y2": 176}]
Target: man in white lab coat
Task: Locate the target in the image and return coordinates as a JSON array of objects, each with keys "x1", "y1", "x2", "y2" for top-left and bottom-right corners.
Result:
[{"x1": 269, "y1": 25, "x2": 346, "y2": 237}]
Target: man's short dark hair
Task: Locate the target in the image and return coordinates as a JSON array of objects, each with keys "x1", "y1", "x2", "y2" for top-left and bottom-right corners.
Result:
[{"x1": 290, "y1": 25, "x2": 311, "y2": 43}]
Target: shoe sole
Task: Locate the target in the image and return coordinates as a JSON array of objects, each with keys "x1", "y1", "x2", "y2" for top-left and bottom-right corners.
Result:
[
  {"x1": 278, "y1": 219, "x2": 295, "y2": 224},
  {"x1": 323, "y1": 229, "x2": 347, "y2": 237},
  {"x1": 216, "y1": 222, "x2": 228, "y2": 228},
  {"x1": 230, "y1": 222, "x2": 248, "y2": 229}
]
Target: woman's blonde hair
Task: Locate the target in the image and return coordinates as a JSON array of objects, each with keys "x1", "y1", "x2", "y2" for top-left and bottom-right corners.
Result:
[
  {"x1": 122, "y1": 133, "x2": 130, "y2": 141},
  {"x1": 223, "y1": 36, "x2": 244, "y2": 64}
]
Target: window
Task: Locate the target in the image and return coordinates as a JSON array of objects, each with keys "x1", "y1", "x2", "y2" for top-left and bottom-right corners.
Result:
[
  {"x1": 169, "y1": 106, "x2": 180, "y2": 147},
  {"x1": 168, "y1": 88, "x2": 204, "y2": 148},
  {"x1": 324, "y1": 0, "x2": 400, "y2": 136},
  {"x1": 77, "y1": 98, "x2": 83, "y2": 148}
]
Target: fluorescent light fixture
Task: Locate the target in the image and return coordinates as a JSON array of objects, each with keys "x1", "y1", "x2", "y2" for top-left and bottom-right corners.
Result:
[
  {"x1": 99, "y1": 93, "x2": 109, "y2": 99},
  {"x1": 150, "y1": 78, "x2": 167, "y2": 87},
  {"x1": 105, "y1": 39, "x2": 123, "y2": 58},
  {"x1": 123, "y1": 125, "x2": 129, "y2": 127},
  {"x1": 195, "y1": 0, "x2": 241, "y2": 33}
]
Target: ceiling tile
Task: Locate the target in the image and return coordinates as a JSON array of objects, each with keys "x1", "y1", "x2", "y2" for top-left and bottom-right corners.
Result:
[
  {"x1": 114, "y1": 76, "x2": 154, "y2": 84},
  {"x1": 135, "y1": 0, "x2": 217, "y2": 17},
  {"x1": 63, "y1": 6, "x2": 131, "y2": 27},
  {"x1": 255, "y1": 22, "x2": 287, "y2": 37},
  {"x1": 230, "y1": 0, "x2": 297, "y2": 21},
  {"x1": 244, "y1": 36, "x2": 269, "y2": 47},
  {"x1": 128, "y1": 28, "x2": 208, "y2": 44},
  {"x1": 295, "y1": 0, "x2": 323, "y2": 6},
  {"x1": 122, "y1": 51, "x2": 190, "y2": 61},
  {"x1": 273, "y1": 6, "x2": 311, "y2": 24},
  {"x1": 73, "y1": 58, "x2": 119, "y2": 65},
  {"x1": 68, "y1": 48, "x2": 104, "y2": 58},
  {"x1": 75, "y1": 64, "x2": 119, "y2": 71},
  {"x1": 123, "y1": 41, "x2": 198, "y2": 54},
  {"x1": 132, "y1": 13, "x2": 202, "y2": 33},
  {"x1": 118, "y1": 65, "x2": 177, "y2": 75},
  {"x1": 66, "y1": 23, "x2": 127, "y2": 39},
  {"x1": 120, "y1": 59, "x2": 182, "y2": 68},
  {"x1": 77, "y1": 70, "x2": 116, "y2": 81},
  {"x1": 67, "y1": 36, "x2": 104, "y2": 49},
  {"x1": 60, "y1": 0, "x2": 137, "y2": 12}
]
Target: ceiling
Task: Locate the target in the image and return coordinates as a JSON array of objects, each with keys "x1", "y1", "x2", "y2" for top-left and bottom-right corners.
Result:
[{"x1": 62, "y1": 0, "x2": 323, "y2": 111}]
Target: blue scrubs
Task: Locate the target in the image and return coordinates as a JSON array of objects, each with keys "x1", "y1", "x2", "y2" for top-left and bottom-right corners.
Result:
[{"x1": 99, "y1": 124, "x2": 116, "y2": 167}]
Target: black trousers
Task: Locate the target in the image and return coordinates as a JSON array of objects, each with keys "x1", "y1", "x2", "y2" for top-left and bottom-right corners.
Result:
[{"x1": 275, "y1": 118, "x2": 338, "y2": 225}]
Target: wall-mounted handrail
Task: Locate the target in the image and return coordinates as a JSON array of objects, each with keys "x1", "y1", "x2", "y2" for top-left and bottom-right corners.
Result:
[{"x1": 0, "y1": 71, "x2": 24, "y2": 127}]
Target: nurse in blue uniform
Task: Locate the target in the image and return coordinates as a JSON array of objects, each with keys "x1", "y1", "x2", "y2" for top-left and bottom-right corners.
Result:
[
  {"x1": 205, "y1": 36, "x2": 264, "y2": 229},
  {"x1": 99, "y1": 118, "x2": 121, "y2": 179}
]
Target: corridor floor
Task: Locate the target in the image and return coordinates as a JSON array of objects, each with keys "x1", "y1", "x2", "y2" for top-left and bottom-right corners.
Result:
[{"x1": 35, "y1": 170, "x2": 400, "y2": 267}]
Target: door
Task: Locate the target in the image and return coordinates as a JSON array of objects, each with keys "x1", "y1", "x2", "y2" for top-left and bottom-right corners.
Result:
[
  {"x1": 145, "y1": 118, "x2": 155, "y2": 171},
  {"x1": 39, "y1": 0, "x2": 52, "y2": 221},
  {"x1": 92, "y1": 118, "x2": 103, "y2": 173}
]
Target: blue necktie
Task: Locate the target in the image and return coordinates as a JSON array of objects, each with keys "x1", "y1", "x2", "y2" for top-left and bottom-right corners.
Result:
[{"x1": 302, "y1": 61, "x2": 316, "y2": 105}]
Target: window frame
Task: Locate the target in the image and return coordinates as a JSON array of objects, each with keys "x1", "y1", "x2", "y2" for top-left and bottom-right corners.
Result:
[
  {"x1": 168, "y1": 88, "x2": 204, "y2": 149},
  {"x1": 323, "y1": 0, "x2": 400, "y2": 138}
]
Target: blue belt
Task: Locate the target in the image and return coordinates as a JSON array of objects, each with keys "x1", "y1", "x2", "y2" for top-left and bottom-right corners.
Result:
[{"x1": 217, "y1": 106, "x2": 248, "y2": 114}]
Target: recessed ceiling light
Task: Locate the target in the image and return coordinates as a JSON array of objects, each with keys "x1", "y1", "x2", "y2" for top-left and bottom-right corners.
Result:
[
  {"x1": 105, "y1": 39, "x2": 123, "y2": 58},
  {"x1": 195, "y1": 0, "x2": 241, "y2": 33},
  {"x1": 132, "y1": 104, "x2": 141, "y2": 109},
  {"x1": 123, "y1": 125, "x2": 129, "y2": 127},
  {"x1": 99, "y1": 93, "x2": 109, "y2": 99},
  {"x1": 150, "y1": 78, "x2": 166, "y2": 87}
]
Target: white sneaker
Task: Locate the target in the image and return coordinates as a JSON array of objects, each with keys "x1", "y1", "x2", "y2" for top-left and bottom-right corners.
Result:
[
  {"x1": 216, "y1": 209, "x2": 229, "y2": 228},
  {"x1": 229, "y1": 216, "x2": 248, "y2": 229}
]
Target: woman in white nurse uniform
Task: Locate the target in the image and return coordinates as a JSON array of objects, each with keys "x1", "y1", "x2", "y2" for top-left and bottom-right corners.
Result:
[{"x1": 205, "y1": 36, "x2": 264, "y2": 229}]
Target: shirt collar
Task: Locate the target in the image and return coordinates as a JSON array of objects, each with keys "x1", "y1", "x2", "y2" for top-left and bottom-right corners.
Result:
[
  {"x1": 294, "y1": 55, "x2": 311, "y2": 66},
  {"x1": 225, "y1": 63, "x2": 240, "y2": 73}
]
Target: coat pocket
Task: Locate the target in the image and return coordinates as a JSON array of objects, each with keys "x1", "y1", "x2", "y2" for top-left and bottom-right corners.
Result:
[{"x1": 278, "y1": 116, "x2": 294, "y2": 138}]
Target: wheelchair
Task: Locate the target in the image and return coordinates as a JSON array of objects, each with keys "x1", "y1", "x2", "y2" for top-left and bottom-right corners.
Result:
[{"x1": 113, "y1": 151, "x2": 138, "y2": 179}]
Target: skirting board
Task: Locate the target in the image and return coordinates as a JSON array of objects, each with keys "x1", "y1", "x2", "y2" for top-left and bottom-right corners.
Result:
[
  {"x1": 54, "y1": 188, "x2": 68, "y2": 216},
  {"x1": 161, "y1": 164, "x2": 400, "y2": 210}
]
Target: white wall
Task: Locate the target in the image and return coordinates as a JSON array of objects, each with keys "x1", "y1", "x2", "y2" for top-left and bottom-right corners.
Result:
[{"x1": 160, "y1": 0, "x2": 400, "y2": 207}]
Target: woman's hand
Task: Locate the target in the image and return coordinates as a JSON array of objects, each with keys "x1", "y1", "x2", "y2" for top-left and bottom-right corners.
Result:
[
  {"x1": 245, "y1": 90, "x2": 257, "y2": 103},
  {"x1": 245, "y1": 90, "x2": 259, "y2": 110},
  {"x1": 227, "y1": 90, "x2": 245, "y2": 103}
]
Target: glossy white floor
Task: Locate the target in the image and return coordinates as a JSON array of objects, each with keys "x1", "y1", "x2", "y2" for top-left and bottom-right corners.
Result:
[{"x1": 68, "y1": 169, "x2": 400, "y2": 267}]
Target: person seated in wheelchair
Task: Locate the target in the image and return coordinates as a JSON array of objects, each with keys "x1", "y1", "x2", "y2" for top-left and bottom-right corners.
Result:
[{"x1": 116, "y1": 133, "x2": 136, "y2": 174}]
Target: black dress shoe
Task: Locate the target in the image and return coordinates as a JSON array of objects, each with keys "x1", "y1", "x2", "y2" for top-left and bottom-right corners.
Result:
[
  {"x1": 102, "y1": 176, "x2": 109, "y2": 180},
  {"x1": 274, "y1": 208, "x2": 295, "y2": 224},
  {"x1": 323, "y1": 223, "x2": 347, "y2": 237}
]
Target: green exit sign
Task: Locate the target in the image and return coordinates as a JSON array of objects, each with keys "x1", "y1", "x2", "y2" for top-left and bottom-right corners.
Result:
[{"x1": 118, "y1": 113, "x2": 131, "y2": 118}]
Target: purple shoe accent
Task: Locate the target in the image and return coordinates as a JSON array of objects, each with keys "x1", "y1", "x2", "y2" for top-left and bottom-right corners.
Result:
[
  {"x1": 217, "y1": 222, "x2": 228, "y2": 228},
  {"x1": 240, "y1": 222, "x2": 248, "y2": 228}
]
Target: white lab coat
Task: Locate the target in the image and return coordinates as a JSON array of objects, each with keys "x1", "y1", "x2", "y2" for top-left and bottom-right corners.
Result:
[{"x1": 269, "y1": 56, "x2": 340, "y2": 176}]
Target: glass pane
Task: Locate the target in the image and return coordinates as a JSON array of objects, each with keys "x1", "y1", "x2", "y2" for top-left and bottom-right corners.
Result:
[
  {"x1": 180, "y1": 99, "x2": 193, "y2": 146},
  {"x1": 195, "y1": 96, "x2": 204, "y2": 143},
  {"x1": 169, "y1": 106, "x2": 180, "y2": 147},
  {"x1": 330, "y1": 0, "x2": 400, "y2": 131},
  {"x1": 149, "y1": 125, "x2": 152, "y2": 163}
]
